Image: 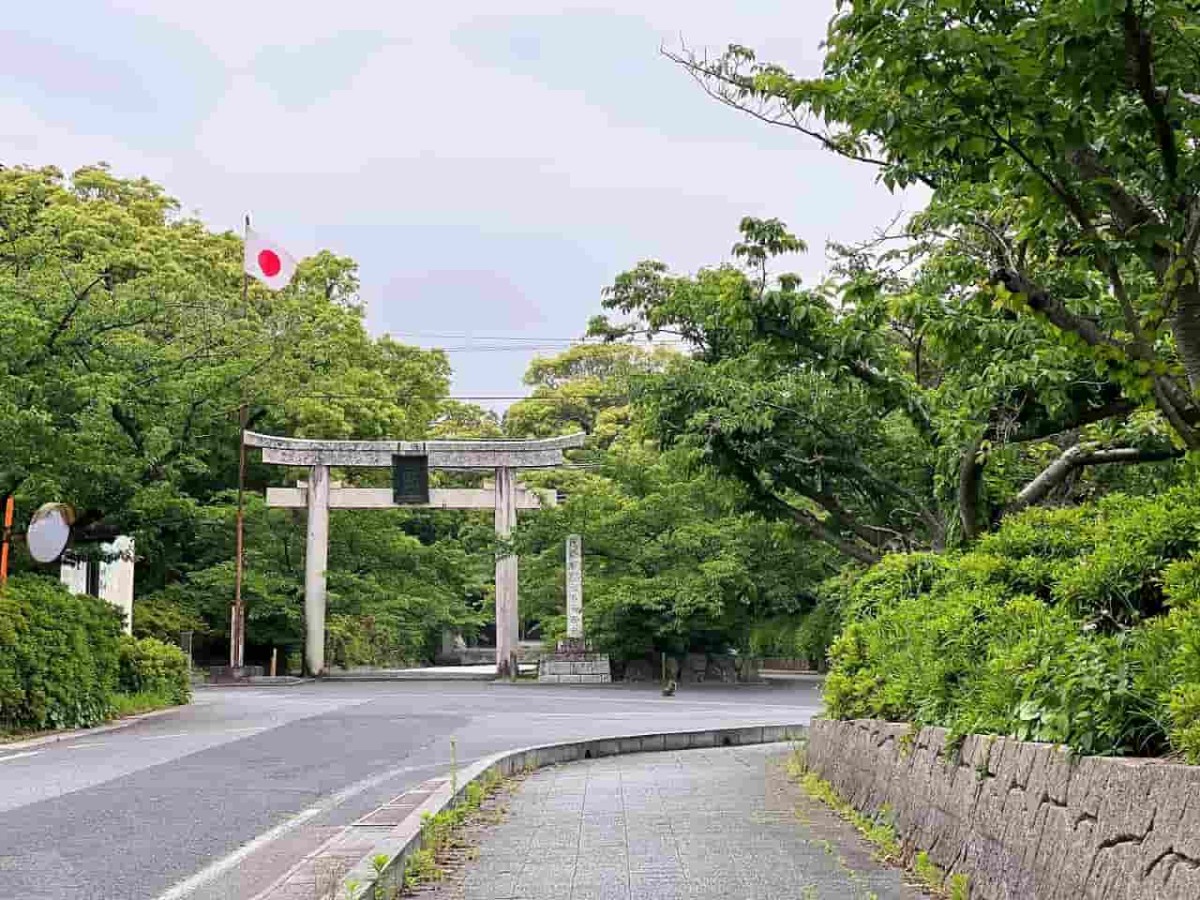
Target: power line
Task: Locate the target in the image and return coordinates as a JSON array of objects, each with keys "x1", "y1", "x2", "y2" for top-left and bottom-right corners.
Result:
[
  {"x1": 386, "y1": 329, "x2": 676, "y2": 342},
  {"x1": 418, "y1": 343, "x2": 686, "y2": 353},
  {"x1": 383, "y1": 330, "x2": 689, "y2": 352}
]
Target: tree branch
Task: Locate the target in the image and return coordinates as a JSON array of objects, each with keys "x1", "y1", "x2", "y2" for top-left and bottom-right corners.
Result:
[
  {"x1": 662, "y1": 45, "x2": 938, "y2": 190},
  {"x1": 111, "y1": 404, "x2": 144, "y2": 454},
  {"x1": 1068, "y1": 148, "x2": 1160, "y2": 235},
  {"x1": 1006, "y1": 443, "x2": 1182, "y2": 515},
  {"x1": 992, "y1": 268, "x2": 1128, "y2": 351},
  {"x1": 1122, "y1": 2, "x2": 1179, "y2": 182},
  {"x1": 713, "y1": 435, "x2": 881, "y2": 564},
  {"x1": 1006, "y1": 397, "x2": 1139, "y2": 443}
]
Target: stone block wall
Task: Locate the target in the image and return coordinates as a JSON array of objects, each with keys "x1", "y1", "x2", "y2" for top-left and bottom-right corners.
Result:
[
  {"x1": 619, "y1": 653, "x2": 762, "y2": 683},
  {"x1": 538, "y1": 654, "x2": 611, "y2": 684},
  {"x1": 806, "y1": 718, "x2": 1200, "y2": 900}
]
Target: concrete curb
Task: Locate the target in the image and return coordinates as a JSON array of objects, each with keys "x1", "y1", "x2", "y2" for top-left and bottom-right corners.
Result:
[
  {"x1": 0, "y1": 704, "x2": 185, "y2": 752},
  {"x1": 323, "y1": 670, "x2": 498, "y2": 682},
  {"x1": 254, "y1": 722, "x2": 807, "y2": 900},
  {"x1": 194, "y1": 677, "x2": 315, "y2": 689}
]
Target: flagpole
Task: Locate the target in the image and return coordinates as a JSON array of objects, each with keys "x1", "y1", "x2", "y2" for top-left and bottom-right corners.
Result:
[
  {"x1": 230, "y1": 214, "x2": 250, "y2": 671},
  {"x1": 231, "y1": 404, "x2": 248, "y2": 670}
]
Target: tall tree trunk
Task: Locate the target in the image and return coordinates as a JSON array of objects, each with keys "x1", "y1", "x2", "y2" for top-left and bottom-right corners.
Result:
[{"x1": 957, "y1": 433, "x2": 985, "y2": 543}]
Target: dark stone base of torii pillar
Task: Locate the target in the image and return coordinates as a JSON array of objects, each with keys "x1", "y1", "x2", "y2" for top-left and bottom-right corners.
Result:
[{"x1": 538, "y1": 639, "x2": 611, "y2": 684}]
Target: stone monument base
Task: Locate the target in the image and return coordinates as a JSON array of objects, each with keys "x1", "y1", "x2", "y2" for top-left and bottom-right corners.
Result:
[{"x1": 538, "y1": 639, "x2": 610, "y2": 684}]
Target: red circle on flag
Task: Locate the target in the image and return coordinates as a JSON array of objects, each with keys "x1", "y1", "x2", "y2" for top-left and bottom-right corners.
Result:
[{"x1": 258, "y1": 249, "x2": 282, "y2": 277}]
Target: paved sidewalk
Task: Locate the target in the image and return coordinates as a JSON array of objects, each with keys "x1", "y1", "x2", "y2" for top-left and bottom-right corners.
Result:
[{"x1": 419, "y1": 744, "x2": 927, "y2": 900}]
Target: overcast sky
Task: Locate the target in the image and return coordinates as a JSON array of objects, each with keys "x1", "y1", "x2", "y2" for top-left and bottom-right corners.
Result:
[{"x1": 1, "y1": 1, "x2": 917, "y2": 410}]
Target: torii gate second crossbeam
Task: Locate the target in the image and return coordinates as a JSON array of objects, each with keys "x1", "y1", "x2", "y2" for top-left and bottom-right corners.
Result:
[{"x1": 244, "y1": 431, "x2": 585, "y2": 679}]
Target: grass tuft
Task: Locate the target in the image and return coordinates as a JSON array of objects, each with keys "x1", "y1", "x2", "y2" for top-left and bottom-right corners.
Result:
[{"x1": 789, "y1": 747, "x2": 971, "y2": 898}]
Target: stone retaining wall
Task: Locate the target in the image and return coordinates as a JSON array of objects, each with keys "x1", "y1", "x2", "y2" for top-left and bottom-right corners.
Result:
[
  {"x1": 538, "y1": 654, "x2": 611, "y2": 684},
  {"x1": 806, "y1": 719, "x2": 1200, "y2": 900}
]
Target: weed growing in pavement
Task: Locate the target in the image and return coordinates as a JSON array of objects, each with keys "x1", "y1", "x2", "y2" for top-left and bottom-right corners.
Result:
[
  {"x1": 401, "y1": 767, "x2": 509, "y2": 892},
  {"x1": 799, "y1": 769, "x2": 901, "y2": 862},
  {"x1": 788, "y1": 747, "x2": 972, "y2": 899},
  {"x1": 401, "y1": 845, "x2": 440, "y2": 888},
  {"x1": 914, "y1": 851, "x2": 944, "y2": 886},
  {"x1": 369, "y1": 855, "x2": 398, "y2": 900},
  {"x1": 785, "y1": 738, "x2": 809, "y2": 778}
]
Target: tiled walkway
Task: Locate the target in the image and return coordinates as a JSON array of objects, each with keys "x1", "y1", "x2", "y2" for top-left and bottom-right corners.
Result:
[{"x1": 421, "y1": 744, "x2": 927, "y2": 900}]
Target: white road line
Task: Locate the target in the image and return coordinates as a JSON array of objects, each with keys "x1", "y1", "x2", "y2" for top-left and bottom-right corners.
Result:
[
  {"x1": 152, "y1": 755, "x2": 473, "y2": 900},
  {"x1": 63, "y1": 726, "x2": 264, "y2": 749},
  {"x1": 0, "y1": 751, "x2": 41, "y2": 763}
]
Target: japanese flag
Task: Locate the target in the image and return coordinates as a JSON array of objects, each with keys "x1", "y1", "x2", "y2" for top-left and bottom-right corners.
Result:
[{"x1": 243, "y1": 225, "x2": 297, "y2": 291}]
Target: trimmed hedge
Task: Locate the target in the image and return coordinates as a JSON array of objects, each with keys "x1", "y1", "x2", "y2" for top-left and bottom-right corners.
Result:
[
  {"x1": 824, "y1": 481, "x2": 1200, "y2": 759},
  {"x1": 118, "y1": 635, "x2": 191, "y2": 704},
  {"x1": 0, "y1": 575, "x2": 123, "y2": 730}
]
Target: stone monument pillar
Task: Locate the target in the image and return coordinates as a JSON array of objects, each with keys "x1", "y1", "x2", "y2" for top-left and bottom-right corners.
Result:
[
  {"x1": 538, "y1": 534, "x2": 610, "y2": 684},
  {"x1": 566, "y1": 533, "x2": 583, "y2": 641}
]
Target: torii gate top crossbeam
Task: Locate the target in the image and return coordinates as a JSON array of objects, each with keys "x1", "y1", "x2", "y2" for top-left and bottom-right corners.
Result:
[{"x1": 244, "y1": 431, "x2": 585, "y2": 469}]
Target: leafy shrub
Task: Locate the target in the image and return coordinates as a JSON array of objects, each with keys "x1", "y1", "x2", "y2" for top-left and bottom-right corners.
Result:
[
  {"x1": 117, "y1": 635, "x2": 191, "y2": 704},
  {"x1": 0, "y1": 575, "x2": 122, "y2": 730},
  {"x1": 795, "y1": 575, "x2": 854, "y2": 670},
  {"x1": 131, "y1": 592, "x2": 206, "y2": 644},
  {"x1": 824, "y1": 481, "x2": 1200, "y2": 758},
  {"x1": 748, "y1": 617, "x2": 799, "y2": 658}
]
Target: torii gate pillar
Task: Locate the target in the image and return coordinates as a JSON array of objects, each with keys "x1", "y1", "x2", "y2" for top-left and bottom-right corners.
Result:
[
  {"x1": 304, "y1": 464, "x2": 331, "y2": 676},
  {"x1": 494, "y1": 466, "x2": 519, "y2": 679}
]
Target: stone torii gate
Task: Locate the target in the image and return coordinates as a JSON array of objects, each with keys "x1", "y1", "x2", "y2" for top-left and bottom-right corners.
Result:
[{"x1": 244, "y1": 431, "x2": 585, "y2": 678}]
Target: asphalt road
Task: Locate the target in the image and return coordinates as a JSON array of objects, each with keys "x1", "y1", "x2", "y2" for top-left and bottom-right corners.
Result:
[{"x1": 0, "y1": 678, "x2": 821, "y2": 900}]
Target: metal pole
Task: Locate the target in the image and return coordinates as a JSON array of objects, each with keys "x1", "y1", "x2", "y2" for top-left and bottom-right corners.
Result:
[
  {"x1": 230, "y1": 403, "x2": 248, "y2": 670},
  {"x1": 229, "y1": 223, "x2": 251, "y2": 671},
  {"x1": 0, "y1": 494, "x2": 13, "y2": 587}
]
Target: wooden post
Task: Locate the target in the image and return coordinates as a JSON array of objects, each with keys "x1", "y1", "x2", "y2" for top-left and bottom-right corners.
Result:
[
  {"x1": 494, "y1": 466, "x2": 519, "y2": 680},
  {"x1": 0, "y1": 494, "x2": 13, "y2": 587},
  {"x1": 304, "y1": 464, "x2": 330, "y2": 676},
  {"x1": 270, "y1": 647, "x2": 278, "y2": 678}
]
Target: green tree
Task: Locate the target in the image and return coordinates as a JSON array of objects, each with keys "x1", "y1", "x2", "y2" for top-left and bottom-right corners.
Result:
[
  {"x1": 593, "y1": 218, "x2": 945, "y2": 563},
  {"x1": 503, "y1": 343, "x2": 672, "y2": 444},
  {"x1": 0, "y1": 165, "x2": 449, "y2": 552},
  {"x1": 0, "y1": 165, "x2": 466, "y2": 663},
  {"x1": 670, "y1": 0, "x2": 1200, "y2": 451},
  {"x1": 507, "y1": 344, "x2": 834, "y2": 659}
]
